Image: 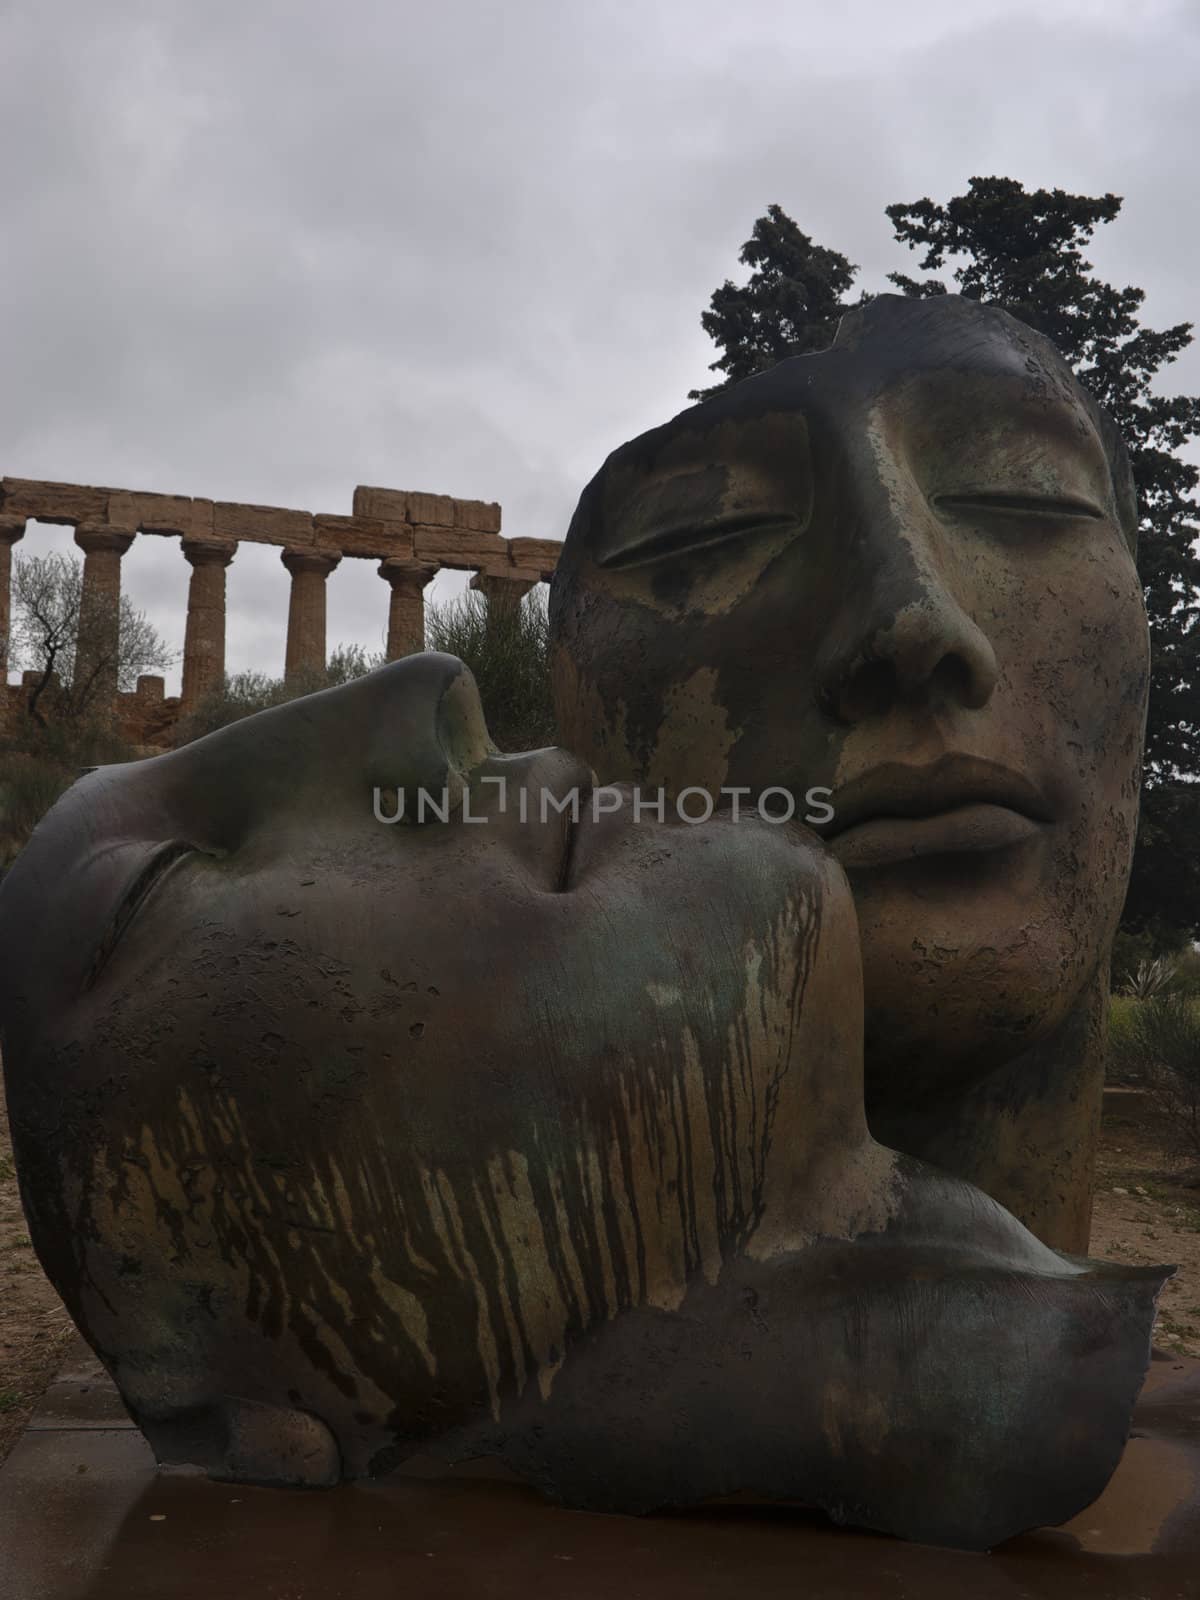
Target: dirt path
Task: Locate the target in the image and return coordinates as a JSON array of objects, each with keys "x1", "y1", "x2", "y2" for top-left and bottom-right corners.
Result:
[
  {"x1": 1089, "y1": 1086, "x2": 1200, "y2": 1357},
  {"x1": 0, "y1": 1083, "x2": 1196, "y2": 1466}
]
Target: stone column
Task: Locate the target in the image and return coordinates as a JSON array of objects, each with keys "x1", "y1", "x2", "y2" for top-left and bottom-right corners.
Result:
[
  {"x1": 282, "y1": 549, "x2": 341, "y2": 682},
  {"x1": 74, "y1": 522, "x2": 136, "y2": 703},
  {"x1": 181, "y1": 540, "x2": 236, "y2": 711},
  {"x1": 0, "y1": 516, "x2": 27, "y2": 674},
  {"x1": 379, "y1": 560, "x2": 436, "y2": 660},
  {"x1": 131, "y1": 674, "x2": 166, "y2": 745},
  {"x1": 470, "y1": 570, "x2": 536, "y2": 629}
]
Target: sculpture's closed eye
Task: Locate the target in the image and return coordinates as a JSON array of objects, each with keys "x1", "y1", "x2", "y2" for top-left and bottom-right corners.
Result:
[
  {"x1": 85, "y1": 839, "x2": 201, "y2": 990},
  {"x1": 597, "y1": 510, "x2": 802, "y2": 570},
  {"x1": 935, "y1": 490, "x2": 1106, "y2": 522}
]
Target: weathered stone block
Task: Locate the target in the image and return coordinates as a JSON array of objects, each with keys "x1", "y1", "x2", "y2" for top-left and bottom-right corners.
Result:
[
  {"x1": 214, "y1": 502, "x2": 314, "y2": 546},
  {"x1": 352, "y1": 486, "x2": 410, "y2": 522},
  {"x1": 506, "y1": 537, "x2": 562, "y2": 576},
  {"x1": 314, "y1": 515, "x2": 414, "y2": 562},
  {"x1": 0, "y1": 478, "x2": 113, "y2": 525},
  {"x1": 453, "y1": 498, "x2": 502, "y2": 533},
  {"x1": 411, "y1": 526, "x2": 508, "y2": 569},
  {"x1": 353, "y1": 488, "x2": 500, "y2": 532},
  {"x1": 406, "y1": 491, "x2": 457, "y2": 527},
  {"x1": 188, "y1": 498, "x2": 216, "y2": 536},
  {"x1": 99, "y1": 491, "x2": 216, "y2": 538}
]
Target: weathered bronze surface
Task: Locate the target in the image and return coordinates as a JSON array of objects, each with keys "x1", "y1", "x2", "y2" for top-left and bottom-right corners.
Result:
[
  {"x1": 551, "y1": 294, "x2": 1149, "y2": 1255},
  {"x1": 0, "y1": 297, "x2": 1172, "y2": 1551}
]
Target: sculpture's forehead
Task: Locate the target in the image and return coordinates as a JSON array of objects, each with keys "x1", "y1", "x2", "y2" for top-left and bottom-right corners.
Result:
[
  {"x1": 554, "y1": 295, "x2": 1133, "y2": 571},
  {"x1": 612, "y1": 312, "x2": 1084, "y2": 480}
]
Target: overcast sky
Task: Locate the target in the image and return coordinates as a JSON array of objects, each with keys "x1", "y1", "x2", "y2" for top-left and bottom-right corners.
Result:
[{"x1": 3, "y1": 0, "x2": 1198, "y2": 691}]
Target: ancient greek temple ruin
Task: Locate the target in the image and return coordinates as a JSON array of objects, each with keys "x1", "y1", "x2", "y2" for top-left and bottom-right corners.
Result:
[{"x1": 0, "y1": 476, "x2": 561, "y2": 745}]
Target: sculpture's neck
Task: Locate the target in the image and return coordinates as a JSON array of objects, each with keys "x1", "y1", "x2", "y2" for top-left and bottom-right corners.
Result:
[{"x1": 867, "y1": 972, "x2": 1109, "y2": 1254}]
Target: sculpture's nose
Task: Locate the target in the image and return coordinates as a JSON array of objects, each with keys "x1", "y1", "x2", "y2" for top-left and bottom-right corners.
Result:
[
  {"x1": 814, "y1": 442, "x2": 998, "y2": 726},
  {"x1": 817, "y1": 579, "x2": 999, "y2": 725}
]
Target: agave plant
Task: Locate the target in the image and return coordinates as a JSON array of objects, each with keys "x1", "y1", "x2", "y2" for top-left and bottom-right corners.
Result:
[{"x1": 1122, "y1": 956, "x2": 1180, "y2": 1000}]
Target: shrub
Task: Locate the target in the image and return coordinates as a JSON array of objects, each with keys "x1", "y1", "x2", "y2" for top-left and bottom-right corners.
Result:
[
  {"x1": 1107, "y1": 996, "x2": 1142, "y2": 1084},
  {"x1": 325, "y1": 644, "x2": 386, "y2": 686},
  {"x1": 425, "y1": 588, "x2": 557, "y2": 752},
  {"x1": 1109, "y1": 994, "x2": 1200, "y2": 1169},
  {"x1": 0, "y1": 756, "x2": 73, "y2": 859},
  {"x1": 0, "y1": 716, "x2": 142, "y2": 869},
  {"x1": 1112, "y1": 928, "x2": 1161, "y2": 986},
  {"x1": 1171, "y1": 944, "x2": 1200, "y2": 998},
  {"x1": 172, "y1": 671, "x2": 303, "y2": 744}
]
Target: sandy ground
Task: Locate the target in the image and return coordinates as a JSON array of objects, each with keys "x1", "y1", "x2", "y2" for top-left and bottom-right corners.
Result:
[
  {"x1": 0, "y1": 1083, "x2": 1196, "y2": 1467},
  {"x1": 1088, "y1": 1086, "x2": 1200, "y2": 1356},
  {"x1": 0, "y1": 1091, "x2": 72, "y2": 1463}
]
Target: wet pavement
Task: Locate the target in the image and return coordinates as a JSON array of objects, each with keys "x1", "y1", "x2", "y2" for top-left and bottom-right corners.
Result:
[{"x1": 1, "y1": 1337, "x2": 1198, "y2": 1599}]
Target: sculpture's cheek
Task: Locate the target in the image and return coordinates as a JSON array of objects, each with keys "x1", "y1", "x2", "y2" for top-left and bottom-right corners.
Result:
[{"x1": 985, "y1": 528, "x2": 1148, "y2": 757}]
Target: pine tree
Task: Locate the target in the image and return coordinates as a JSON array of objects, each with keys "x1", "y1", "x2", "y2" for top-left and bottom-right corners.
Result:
[{"x1": 688, "y1": 205, "x2": 860, "y2": 401}]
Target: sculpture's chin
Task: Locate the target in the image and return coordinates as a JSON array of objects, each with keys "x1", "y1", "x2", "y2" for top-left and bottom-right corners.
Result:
[
  {"x1": 424, "y1": 1240, "x2": 1169, "y2": 1552},
  {"x1": 860, "y1": 980, "x2": 1071, "y2": 1107},
  {"x1": 854, "y1": 891, "x2": 1103, "y2": 1107}
]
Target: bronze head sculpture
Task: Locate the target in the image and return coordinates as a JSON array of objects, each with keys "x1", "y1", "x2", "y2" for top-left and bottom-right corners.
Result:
[
  {"x1": 0, "y1": 296, "x2": 1166, "y2": 1550},
  {"x1": 551, "y1": 293, "x2": 1149, "y2": 1254}
]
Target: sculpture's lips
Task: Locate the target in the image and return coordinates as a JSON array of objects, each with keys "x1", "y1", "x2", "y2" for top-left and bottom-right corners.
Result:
[
  {"x1": 828, "y1": 803, "x2": 1042, "y2": 869},
  {"x1": 821, "y1": 757, "x2": 1052, "y2": 870}
]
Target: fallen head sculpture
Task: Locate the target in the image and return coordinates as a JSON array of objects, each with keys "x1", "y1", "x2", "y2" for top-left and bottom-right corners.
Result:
[
  {"x1": 551, "y1": 294, "x2": 1150, "y2": 1253},
  {"x1": 0, "y1": 655, "x2": 1167, "y2": 1549},
  {"x1": 0, "y1": 296, "x2": 1167, "y2": 1551}
]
